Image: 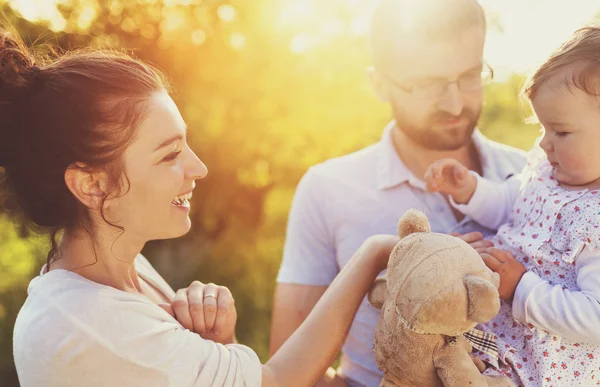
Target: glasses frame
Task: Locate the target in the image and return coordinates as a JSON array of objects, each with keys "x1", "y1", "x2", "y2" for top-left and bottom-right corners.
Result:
[{"x1": 383, "y1": 62, "x2": 494, "y2": 99}]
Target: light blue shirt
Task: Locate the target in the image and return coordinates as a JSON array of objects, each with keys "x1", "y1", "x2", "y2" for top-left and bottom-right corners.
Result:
[{"x1": 277, "y1": 121, "x2": 527, "y2": 387}]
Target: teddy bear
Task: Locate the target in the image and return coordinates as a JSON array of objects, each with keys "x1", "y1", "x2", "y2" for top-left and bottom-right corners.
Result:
[{"x1": 368, "y1": 209, "x2": 515, "y2": 387}]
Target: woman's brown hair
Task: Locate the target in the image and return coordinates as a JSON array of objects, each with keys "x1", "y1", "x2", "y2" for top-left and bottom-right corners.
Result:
[{"x1": 0, "y1": 30, "x2": 168, "y2": 265}]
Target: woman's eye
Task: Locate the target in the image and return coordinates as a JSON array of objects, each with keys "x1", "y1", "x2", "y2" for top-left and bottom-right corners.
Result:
[
  {"x1": 556, "y1": 132, "x2": 570, "y2": 137},
  {"x1": 163, "y1": 150, "x2": 182, "y2": 162}
]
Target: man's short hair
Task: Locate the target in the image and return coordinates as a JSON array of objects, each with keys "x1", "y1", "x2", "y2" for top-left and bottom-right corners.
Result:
[{"x1": 369, "y1": 0, "x2": 486, "y2": 71}]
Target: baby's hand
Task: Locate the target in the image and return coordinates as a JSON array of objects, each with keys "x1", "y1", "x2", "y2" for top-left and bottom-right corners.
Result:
[
  {"x1": 424, "y1": 158, "x2": 477, "y2": 204},
  {"x1": 450, "y1": 231, "x2": 494, "y2": 254},
  {"x1": 480, "y1": 248, "x2": 527, "y2": 300}
]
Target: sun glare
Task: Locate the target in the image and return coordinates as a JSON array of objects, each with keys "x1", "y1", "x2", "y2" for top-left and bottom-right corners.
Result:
[
  {"x1": 8, "y1": 0, "x2": 66, "y2": 31},
  {"x1": 6, "y1": 0, "x2": 600, "y2": 78},
  {"x1": 480, "y1": 0, "x2": 600, "y2": 80}
]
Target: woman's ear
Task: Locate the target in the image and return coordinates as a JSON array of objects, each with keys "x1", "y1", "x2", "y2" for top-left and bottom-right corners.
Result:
[
  {"x1": 367, "y1": 66, "x2": 390, "y2": 103},
  {"x1": 64, "y1": 163, "x2": 107, "y2": 210}
]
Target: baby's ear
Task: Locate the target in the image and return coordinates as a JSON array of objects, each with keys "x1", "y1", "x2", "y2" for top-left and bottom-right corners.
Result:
[{"x1": 368, "y1": 277, "x2": 388, "y2": 310}]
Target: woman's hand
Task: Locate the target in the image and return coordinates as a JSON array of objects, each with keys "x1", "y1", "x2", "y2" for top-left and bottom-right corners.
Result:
[
  {"x1": 480, "y1": 247, "x2": 527, "y2": 300},
  {"x1": 159, "y1": 281, "x2": 237, "y2": 345},
  {"x1": 450, "y1": 231, "x2": 494, "y2": 254},
  {"x1": 424, "y1": 158, "x2": 477, "y2": 204},
  {"x1": 363, "y1": 234, "x2": 401, "y2": 271}
]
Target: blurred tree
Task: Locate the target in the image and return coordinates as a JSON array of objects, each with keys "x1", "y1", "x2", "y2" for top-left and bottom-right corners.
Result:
[{"x1": 0, "y1": 1, "x2": 537, "y2": 385}]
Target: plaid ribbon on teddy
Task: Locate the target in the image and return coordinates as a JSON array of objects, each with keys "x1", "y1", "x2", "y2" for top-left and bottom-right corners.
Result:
[
  {"x1": 394, "y1": 303, "x2": 498, "y2": 361},
  {"x1": 463, "y1": 328, "x2": 498, "y2": 361},
  {"x1": 393, "y1": 302, "x2": 499, "y2": 362}
]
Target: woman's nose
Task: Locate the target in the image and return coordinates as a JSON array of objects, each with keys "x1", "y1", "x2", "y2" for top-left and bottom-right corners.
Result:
[{"x1": 185, "y1": 147, "x2": 208, "y2": 180}]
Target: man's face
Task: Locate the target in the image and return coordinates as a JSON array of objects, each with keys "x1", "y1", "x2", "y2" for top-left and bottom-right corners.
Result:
[{"x1": 376, "y1": 26, "x2": 486, "y2": 150}]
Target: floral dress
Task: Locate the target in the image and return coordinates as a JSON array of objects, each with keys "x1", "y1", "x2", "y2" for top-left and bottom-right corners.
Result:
[{"x1": 477, "y1": 148, "x2": 600, "y2": 386}]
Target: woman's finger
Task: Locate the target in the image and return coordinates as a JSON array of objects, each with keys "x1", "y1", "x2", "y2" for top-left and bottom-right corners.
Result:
[
  {"x1": 212, "y1": 287, "x2": 235, "y2": 335},
  {"x1": 188, "y1": 282, "x2": 207, "y2": 334},
  {"x1": 481, "y1": 253, "x2": 502, "y2": 272},
  {"x1": 202, "y1": 283, "x2": 219, "y2": 333},
  {"x1": 158, "y1": 303, "x2": 175, "y2": 317},
  {"x1": 172, "y1": 288, "x2": 193, "y2": 330}
]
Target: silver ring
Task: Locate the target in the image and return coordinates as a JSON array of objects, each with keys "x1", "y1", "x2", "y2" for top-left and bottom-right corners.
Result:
[{"x1": 203, "y1": 294, "x2": 217, "y2": 300}]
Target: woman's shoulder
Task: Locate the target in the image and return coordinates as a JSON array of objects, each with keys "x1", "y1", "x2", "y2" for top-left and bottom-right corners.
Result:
[{"x1": 15, "y1": 266, "x2": 173, "y2": 343}]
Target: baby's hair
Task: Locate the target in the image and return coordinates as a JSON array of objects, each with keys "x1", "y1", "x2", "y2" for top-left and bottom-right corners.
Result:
[
  {"x1": 0, "y1": 29, "x2": 168, "y2": 265},
  {"x1": 524, "y1": 26, "x2": 600, "y2": 101}
]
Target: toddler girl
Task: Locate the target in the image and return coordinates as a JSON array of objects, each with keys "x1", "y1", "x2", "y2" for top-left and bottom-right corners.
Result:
[{"x1": 425, "y1": 27, "x2": 600, "y2": 386}]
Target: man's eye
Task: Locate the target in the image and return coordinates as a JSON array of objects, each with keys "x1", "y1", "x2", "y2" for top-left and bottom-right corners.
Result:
[
  {"x1": 163, "y1": 150, "x2": 182, "y2": 162},
  {"x1": 414, "y1": 79, "x2": 440, "y2": 88}
]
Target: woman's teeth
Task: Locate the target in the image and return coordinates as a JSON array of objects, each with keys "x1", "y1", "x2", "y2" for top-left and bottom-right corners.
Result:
[{"x1": 172, "y1": 192, "x2": 192, "y2": 206}]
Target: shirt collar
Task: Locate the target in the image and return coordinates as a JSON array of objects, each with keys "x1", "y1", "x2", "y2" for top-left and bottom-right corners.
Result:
[{"x1": 376, "y1": 121, "x2": 498, "y2": 191}]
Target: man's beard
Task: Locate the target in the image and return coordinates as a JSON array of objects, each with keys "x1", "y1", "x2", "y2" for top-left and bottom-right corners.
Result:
[{"x1": 393, "y1": 106, "x2": 480, "y2": 151}]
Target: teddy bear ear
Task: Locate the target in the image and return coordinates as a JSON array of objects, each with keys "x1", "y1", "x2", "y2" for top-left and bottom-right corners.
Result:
[
  {"x1": 397, "y1": 209, "x2": 431, "y2": 239},
  {"x1": 464, "y1": 275, "x2": 500, "y2": 323},
  {"x1": 368, "y1": 277, "x2": 388, "y2": 310}
]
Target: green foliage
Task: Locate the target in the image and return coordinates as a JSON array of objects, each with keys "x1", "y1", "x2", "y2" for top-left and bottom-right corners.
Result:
[{"x1": 0, "y1": 1, "x2": 539, "y2": 385}]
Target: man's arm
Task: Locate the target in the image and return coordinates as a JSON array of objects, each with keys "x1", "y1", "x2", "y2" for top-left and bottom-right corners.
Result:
[
  {"x1": 270, "y1": 168, "x2": 349, "y2": 386},
  {"x1": 269, "y1": 283, "x2": 327, "y2": 356}
]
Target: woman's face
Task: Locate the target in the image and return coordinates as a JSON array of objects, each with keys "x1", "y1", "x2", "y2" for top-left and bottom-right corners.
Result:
[{"x1": 105, "y1": 91, "x2": 207, "y2": 242}]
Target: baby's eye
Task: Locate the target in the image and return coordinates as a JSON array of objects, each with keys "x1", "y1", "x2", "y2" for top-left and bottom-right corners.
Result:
[{"x1": 556, "y1": 132, "x2": 570, "y2": 137}]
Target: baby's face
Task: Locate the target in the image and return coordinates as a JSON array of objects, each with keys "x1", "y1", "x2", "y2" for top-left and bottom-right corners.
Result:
[{"x1": 532, "y1": 82, "x2": 600, "y2": 189}]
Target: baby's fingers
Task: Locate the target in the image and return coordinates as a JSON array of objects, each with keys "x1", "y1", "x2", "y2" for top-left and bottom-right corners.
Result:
[
  {"x1": 485, "y1": 247, "x2": 515, "y2": 262},
  {"x1": 481, "y1": 252, "x2": 502, "y2": 272},
  {"x1": 453, "y1": 164, "x2": 469, "y2": 182},
  {"x1": 425, "y1": 160, "x2": 452, "y2": 191},
  {"x1": 424, "y1": 166, "x2": 440, "y2": 192}
]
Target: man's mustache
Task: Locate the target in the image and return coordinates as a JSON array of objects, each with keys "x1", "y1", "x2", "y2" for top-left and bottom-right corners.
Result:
[{"x1": 431, "y1": 109, "x2": 476, "y2": 122}]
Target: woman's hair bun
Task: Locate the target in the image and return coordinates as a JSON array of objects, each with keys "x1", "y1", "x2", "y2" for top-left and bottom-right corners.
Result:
[
  {"x1": 0, "y1": 32, "x2": 40, "y2": 168},
  {"x1": 0, "y1": 31, "x2": 38, "y2": 90}
]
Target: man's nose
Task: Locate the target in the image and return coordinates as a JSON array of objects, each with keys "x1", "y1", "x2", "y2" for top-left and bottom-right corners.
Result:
[{"x1": 437, "y1": 83, "x2": 465, "y2": 117}]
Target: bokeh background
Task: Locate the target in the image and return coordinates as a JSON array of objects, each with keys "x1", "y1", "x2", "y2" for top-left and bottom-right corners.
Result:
[{"x1": 1, "y1": 0, "x2": 600, "y2": 385}]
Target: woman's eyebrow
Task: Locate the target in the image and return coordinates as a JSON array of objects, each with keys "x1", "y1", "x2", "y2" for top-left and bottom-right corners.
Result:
[
  {"x1": 155, "y1": 134, "x2": 183, "y2": 151},
  {"x1": 154, "y1": 125, "x2": 188, "y2": 151}
]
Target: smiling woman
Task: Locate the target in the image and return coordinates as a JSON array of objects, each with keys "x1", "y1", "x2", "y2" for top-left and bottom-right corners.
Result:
[{"x1": 0, "y1": 29, "x2": 400, "y2": 387}]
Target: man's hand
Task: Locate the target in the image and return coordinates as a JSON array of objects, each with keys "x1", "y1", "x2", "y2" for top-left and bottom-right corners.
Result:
[
  {"x1": 159, "y1": 281, "x2": 237, "y2": 345},
  {"x1": 450, "y1": 231, "x2": 494, "y2": 254},
  {"x1": 480, "y1": 248, "x2": 527, "y2": 300},
  {"x1": 424, "y1": 158, "x2": 477, "y2": 204}
]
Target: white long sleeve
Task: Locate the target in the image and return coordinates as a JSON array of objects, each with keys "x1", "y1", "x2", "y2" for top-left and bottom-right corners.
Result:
[
  {"x1": 511, "y1": 247, "x2": 600, "y2": 345},
  {"x1": 450, "y1": 173, "x2": 522, "y2": 230},
  {"x1": 13, "y1": 257, "x2": 262, "y2": 387}
]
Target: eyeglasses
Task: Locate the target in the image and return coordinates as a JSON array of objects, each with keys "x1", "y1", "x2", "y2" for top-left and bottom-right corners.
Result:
[{"x1": 383, "y1": 63, "x2": 494, "y2": 99}]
